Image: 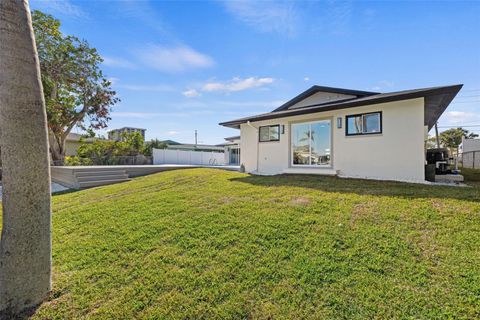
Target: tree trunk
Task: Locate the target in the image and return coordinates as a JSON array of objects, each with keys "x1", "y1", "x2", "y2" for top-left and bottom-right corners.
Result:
[
  {"x1": 0, "y1": 0, "x2": 52, "y2": 317},
  {"x1": 49, "y1": 132, "x2": 65, "y2": 166}
]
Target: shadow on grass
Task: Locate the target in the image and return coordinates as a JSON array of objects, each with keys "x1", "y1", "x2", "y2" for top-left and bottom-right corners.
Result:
[
  {"x1": 229, "y1": 174, "x2": 480, "y2": 202},
  {"x1": 52, "y1": 188, "x2": 80, "y2": 196}
]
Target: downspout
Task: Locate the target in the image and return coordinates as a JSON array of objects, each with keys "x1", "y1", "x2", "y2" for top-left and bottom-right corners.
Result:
[{"x1": 247, "y1": 121, "x2": 259, "y2": 173}]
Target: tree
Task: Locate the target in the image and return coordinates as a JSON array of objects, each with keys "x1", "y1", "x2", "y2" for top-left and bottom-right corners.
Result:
[
  {"x1": 32, "y1": 11, "x2": 119, "y2": 165},
  {"x1": 143, "y1": 139, "x2": 168, "y2": 157},
  {"x1": 0, "y1": 0, "x2": 52, "y2": 317},
  {"x1": 120, "y1": 131, "x2": 145, "y2": 155},
  {"x1": 75, "y1": 132, "x2": 147, "y2": 165},
  {"x1": 439, "y1": 128, "x2": 479, "y2": 152}
]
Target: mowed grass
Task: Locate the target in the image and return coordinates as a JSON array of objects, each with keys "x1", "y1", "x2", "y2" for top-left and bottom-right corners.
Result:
[{"x1": 3, "y1": 168, "x2": 480, "y2": 319}]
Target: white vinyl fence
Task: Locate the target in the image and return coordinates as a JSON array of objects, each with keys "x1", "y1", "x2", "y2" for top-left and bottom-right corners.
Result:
[
  {"x1": 153, "y1": 148, "x2": 225, "y2": 166},
  {"x1": 461, "y1": 151, "x2": 480, "y2": 169}
]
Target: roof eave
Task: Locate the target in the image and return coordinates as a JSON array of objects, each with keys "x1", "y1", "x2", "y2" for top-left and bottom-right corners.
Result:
[{"x1": 219, "y1": 84, "x2": 463, "y2": 129}]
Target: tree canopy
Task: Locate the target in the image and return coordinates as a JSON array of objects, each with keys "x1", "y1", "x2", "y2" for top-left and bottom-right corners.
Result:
[
  {"x1": 32, "y1": 10, "x2": 119, "y2": 164},
  {"x1": 439, "y1": 128, "x2": 478, "y2": 150}
]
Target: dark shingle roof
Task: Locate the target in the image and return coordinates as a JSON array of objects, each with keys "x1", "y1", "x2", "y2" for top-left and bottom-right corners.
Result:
[{"x1": 219, "y1": 84, "x2": 463, "y2": 130}]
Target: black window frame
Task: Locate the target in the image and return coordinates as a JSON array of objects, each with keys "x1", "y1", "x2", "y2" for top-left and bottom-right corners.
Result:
[
  {"x1": 345, "y1": 111, "x2": 382, "y2": 136},
  {"x1": 259, "y1": 124, "x2": 280, "y2": 142}
]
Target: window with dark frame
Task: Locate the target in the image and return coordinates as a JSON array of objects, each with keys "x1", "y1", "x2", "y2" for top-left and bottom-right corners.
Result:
[
  {"x1": 259, "y1": 125, "x2": 280, "y2": 142},
  {"x1": 346, "y1": 112, "x2": 382, "y2": 136}
]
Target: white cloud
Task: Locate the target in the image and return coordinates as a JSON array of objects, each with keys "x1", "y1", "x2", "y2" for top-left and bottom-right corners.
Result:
[
  {"x1": 304, "y1": 77, "x2": 310, "y2": 82},
  {"x1": 441, "y1": 111, "x2": 480, "y2": 125},
  {"x1": 167, "y1": 131, "x2": 180, "y2": 136},
  {"x1": 182, "y1": 89, "x2": 201, "y2": 98},
  {"x1": 201, "y1": 77, "x2": 274, "y2": 93},
  {"x1": 136, "y1": 45, "x2": 214, "y2": 73},
  {"x1": 33, "y1": 0, "x2": 85, "y2": 18},
  {"x1": 102, "y1": 56, "x2": 136, "y2": 69},
  {"x1": 224, "y1": 0, "x2": 299, "y2": 36}
]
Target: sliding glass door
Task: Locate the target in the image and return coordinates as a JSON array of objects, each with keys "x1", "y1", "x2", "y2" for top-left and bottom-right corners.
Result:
[{"x1": 291, "y1": 120, "x2": 331, "y2": 166}]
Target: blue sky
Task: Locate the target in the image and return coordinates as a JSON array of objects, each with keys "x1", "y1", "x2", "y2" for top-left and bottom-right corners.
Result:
[{"x1": 31, "y1": 0, "x2": 480, "y2": 144}]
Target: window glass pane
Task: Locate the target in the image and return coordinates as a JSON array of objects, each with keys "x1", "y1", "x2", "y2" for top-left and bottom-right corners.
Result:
[
  {"x1": 292, "y1": 123, "x2": 310, "y2": 165},
  {"x1": 347, "y1": 116, "x2": 362, "y2": 135},
  {"x1": 363, "y1": 113, "x2": 380, "y2": 133},
  {"x1": 259, "y1": 126, "x2": 270, "y2": 141},
  {"x1": 310, "y1": 121, "x2": 331, "y2": 165},
  {"x1": 269, "y1": 126, "x2": 279, "y2": 140}
]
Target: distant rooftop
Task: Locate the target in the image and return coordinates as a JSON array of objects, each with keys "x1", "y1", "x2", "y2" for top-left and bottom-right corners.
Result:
[{"x1": 108, "y1": 127, "x2": 146, "y2": 133}]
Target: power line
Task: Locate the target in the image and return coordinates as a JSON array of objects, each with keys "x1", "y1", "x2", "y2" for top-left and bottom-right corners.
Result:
[
  {"x1": 437, "y1": 125, "x2": 480, "y2": 128},
  {"x1": 458, "y1": 88, "x2": 480, "y2": 92},
  {"x1": 450, "y1": 101, "x2": 480, "y2": 104},
  {"x1": 455, "y1": 94, "x2": 480, "y2": 98}
]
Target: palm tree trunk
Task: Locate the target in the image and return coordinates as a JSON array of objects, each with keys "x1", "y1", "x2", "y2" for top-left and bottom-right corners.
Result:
[{"x1": 0, "y1": 0, "x2": 52, "y2": 317}]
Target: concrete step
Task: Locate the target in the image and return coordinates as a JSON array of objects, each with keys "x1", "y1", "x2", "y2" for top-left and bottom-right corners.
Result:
[
  {"x1": 78, "y1": 177, "x2": 131, "y2": 188},
  {"x1": 75, "y1": 170, "x2": 127, "y2": 177},
  {"x1": 76, "y1": 174, "x2": 129, "y2": 183}
]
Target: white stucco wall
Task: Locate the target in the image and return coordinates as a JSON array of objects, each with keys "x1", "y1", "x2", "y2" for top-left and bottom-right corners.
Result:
[{"x1": 240, "y1": 98, "x2": 426, "y2": 182}]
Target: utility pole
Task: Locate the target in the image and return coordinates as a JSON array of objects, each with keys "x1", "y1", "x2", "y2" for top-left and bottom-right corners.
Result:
[
  {"x1": 435, "y1": 122, "x2": 440, "y2": 148},
  {"x1": 195, "y1": 130, "x2": 198, "y2": 145}
]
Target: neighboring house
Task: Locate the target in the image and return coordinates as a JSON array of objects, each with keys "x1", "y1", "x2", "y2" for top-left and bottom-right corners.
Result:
[
  {"x1": 65, "y1": 133, "x2": 96, "y2": 156},
  {"x1": 220, "y1": 84, "x2": 462, "y2": 182},
  {"x1": 220, "y1": 136, "x2": 240, "y2": 165},
  {"x1": 108, "y1": 127, "x2": 146, "y2": 141},
  {"x1": 459, "y1": 138, "x2": 480, "y2": 168}
]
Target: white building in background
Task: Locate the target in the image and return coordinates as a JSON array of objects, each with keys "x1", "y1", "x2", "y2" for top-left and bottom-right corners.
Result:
[
  {"x1": 220, "y1": 84, "x2": 462, "y2": 182},
  {"x1": 459, "y1": 138, "x2": 480, "y2": 168},
  {"x1": 65, "y1": 132, "x2": 97, "y2": 156},
  {"x1": 108, "y1": 127, "x2": 146, "y2": 141},
  {"x1": 222, "y1": 136, "x2": 240, "y2": 165}
]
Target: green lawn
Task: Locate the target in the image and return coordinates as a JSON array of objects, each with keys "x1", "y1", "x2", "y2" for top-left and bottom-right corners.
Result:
[
  {"x1": 5, "y1": 168, "x2": 480, "y2": 319},
  {"x1": 462, "y1": 167, "x2": 480, "y2": 187}
]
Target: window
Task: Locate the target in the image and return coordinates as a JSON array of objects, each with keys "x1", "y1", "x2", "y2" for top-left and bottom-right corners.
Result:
[
  {"x1": 346, "y1": 112, "x2": 382, "y2": 136},
  {"x1": 292, "y1": 120, "x2": 331, "y2": 166},
  {"x1": 259, "y1": 125, "x2": 280, "y2": 142}
]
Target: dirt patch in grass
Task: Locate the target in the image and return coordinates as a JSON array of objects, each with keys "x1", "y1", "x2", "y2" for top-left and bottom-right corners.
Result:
[
  {"x1": 350, "y1": 201, "x2": 377, "y2": 225},
  {"x1": 289, "y1": 197, "x2": 311, "y2": 207}
]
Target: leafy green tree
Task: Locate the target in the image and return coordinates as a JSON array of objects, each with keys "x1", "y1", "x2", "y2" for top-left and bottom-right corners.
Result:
[
  {"x1": 439, "y1": 128, "x2": 479, "y2": 152},
  {"x1": 75, "y1": 132, "x2": 146, "y2": 165},
  {"x1": 32, "y1": 10, "x2": 119, "y2": 165},
  {"x1": 120, "y1": 131, "x2": 145, "y2": 155},
  {"x1": 425, "y1": 135, "x2": 438, "y2": 149},
  {"x1": 143, "y1": 139, "x2": 168, "y2": 157}
]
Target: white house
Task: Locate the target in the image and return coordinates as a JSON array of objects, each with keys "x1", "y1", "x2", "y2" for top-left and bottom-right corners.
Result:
[{"x1": 219, "y1": 84, "x2": 462, "y2": 182}]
